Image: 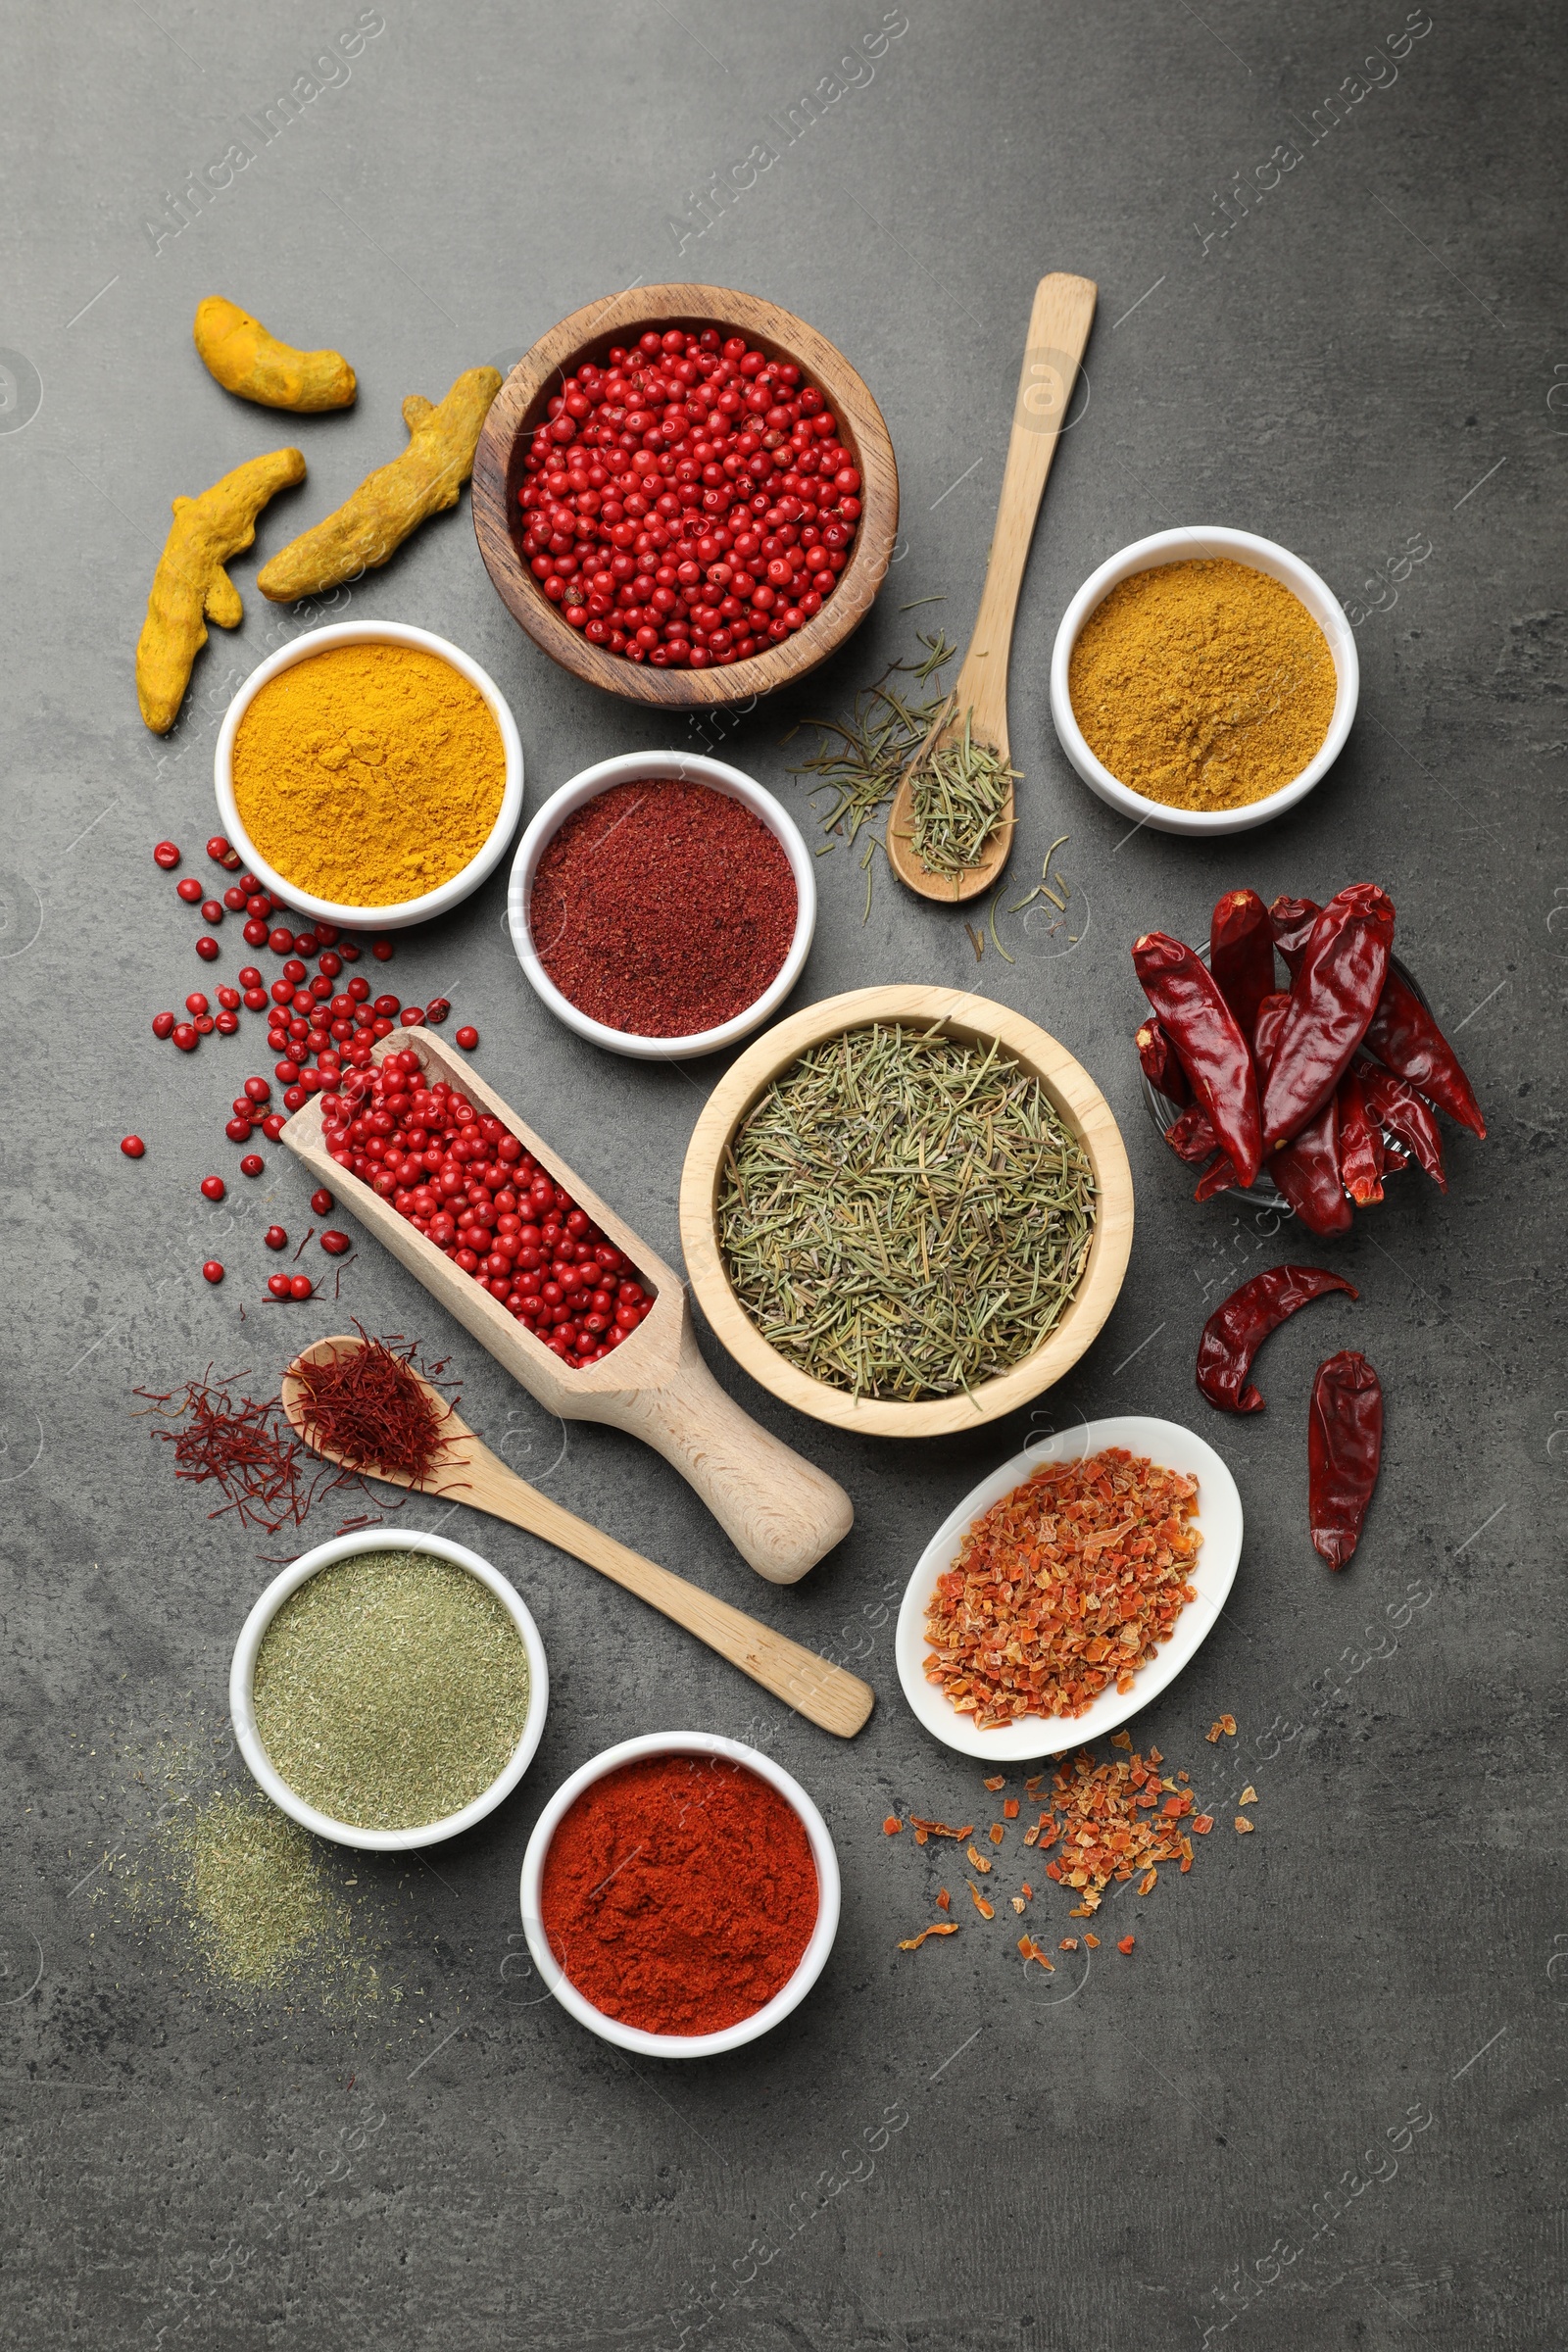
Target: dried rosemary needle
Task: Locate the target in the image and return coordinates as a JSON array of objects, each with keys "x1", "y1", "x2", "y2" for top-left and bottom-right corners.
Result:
[
  {"x1": 788, "y1": 632, "x2": 958, "y2": 911},
  {"x1": 716, "y1": 1024, "x2": 1096, "y2": 1401},
  {"x1": 900, "y1": 699, "x2": 1021, "y2": 880}
]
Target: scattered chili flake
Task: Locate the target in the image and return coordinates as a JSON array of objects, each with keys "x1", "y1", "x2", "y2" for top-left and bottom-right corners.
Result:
[
  {"x1": 1084, "y1": 1933, "x2": 1101, "y2": 1948},
  {"x1": 935, "y1": 1887, "x2": 951, "y2": 1911},
  {"x1": 1205, "y1": 1721, "x2": 1224, "y2": 1743},
  {"x1": 1177, "y1": 1771, "x2": 1190, "y2": 1784},
  {"x1": 1148, "y1": 1746, "x2": 1163, "y2": 1763},
  {"x1": 1236, "y1": 1816, "x2": 1255, "y2": 1835},
  {"x1": 1003, "y1": 1797, "x2": 1020, "y2": 1819},
  {"x1": 967, "y1": 1881, "x2": 995, "y2": 1920},
  {"x1": 1025, "y1": 1774, "x2": 1045, "y2": 1794},
  {"x1": 983, "y1": 1775, "x2": 1005, "y2": 1791},
  {"x1": 912, "y1": 1828, "x2": 927, "y2": 1844},
  {"x1": 1058, "y1": 1937, "x2": 1079, "y2": 1951},
  {"x1": 1138, "y1": 1868, "x2": 1157, "y2": 1894},
  {"x1": 882, "y1": 1815, "x2": 903, "y2": 1835},
  {"x1": 1240, "y1": 1785, "x2": 1257, "y2": 1805},
  {"x1": 1011, "y1": 1896, "x2": 1027, "y2": 1914},
  {"x1": 898, "y1": 1924, "x2": 959, "y2": 1950},
  {"x1": 1117, "y1": 1935, "x2": 1136, "y2": 1955},
  {"x1": 1110, "y1": 1731, "x2": 1133, "y2": 1749},
  {"x1": 1017, "y1": 1936, "x2": 1054, "y2": 1971},
  {"x1": 922, "y1": 1449, "x2": 1201, "y2": 1729},
  {"x1": 1022, "y1": 1822, "x2": 1042, "y2": 1847},
  {"x1": 988, "y1": 1823, "x2": 1005, "y2": 1846},
  {"x1": 910, "y1": 1818, "x2": 973, "y2": 1840},
  {"x1": 1020, "y1": 1881, "x2": 1033, "y2": 1899},
  {"x1": 1220, "y1": 1714, "x2": 1237, "y2": 1736},
  {"x1": 1193, "y1": 1815, "x2": 1214, "y2": 1835},
  {"x1": 966, "y1": 1846, "x2": 992, "y2": 1874}
]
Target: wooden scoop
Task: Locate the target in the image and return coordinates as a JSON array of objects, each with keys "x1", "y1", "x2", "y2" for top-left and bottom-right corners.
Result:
[
  {"x1": 887, "y1": 272, "x2": 1097, "y2": 905},
  {"x1": 280, "y1": 1026, "x2": 853, "y2": 1585},
  {"x1": 281, "y1": 1339, "x2": 873, "y2": 1740}
]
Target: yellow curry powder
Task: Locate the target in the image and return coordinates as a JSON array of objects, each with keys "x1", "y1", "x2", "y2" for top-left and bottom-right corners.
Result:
[
  {"x1": 232, "y1": 643, "x2": 506, "y2": 905},
  {"x1": 1068, "y1": 559, "x2": 1336, "y2": 812}
]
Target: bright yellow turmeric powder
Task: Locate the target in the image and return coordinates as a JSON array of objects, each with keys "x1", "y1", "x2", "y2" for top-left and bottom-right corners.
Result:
[
  {"x1": 1068, "y1": 559, "x2": 1336, "y2": 812},
  {"x1": 232, "y1": 643, "x2": 506, "y2": 906}
]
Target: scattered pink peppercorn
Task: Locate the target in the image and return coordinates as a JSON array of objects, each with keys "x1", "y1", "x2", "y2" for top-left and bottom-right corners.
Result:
[
  {"x1": 371, "y1": 939, "x2": 394, "y2": 960},
  {"x1": 311, "y1": 1188, "x2": 335, "y2": 1215},
  {"x1": 202, "y1": 1260, "x2": 225, "y2": 1285},
  {"x1": 154, "y1": 840, "x2": 181, "y2": 870},
  {"x1": 200, "y1": 1175, "x2": 226, "y2": 1202},
  {"x1": 176, "y1": 876, "x2": 204, "y2": 905},
  {"x1": 121, "y1": 1135, "x2": 146, "y2": 1159},
  {"x1": 319, "y1": 1230, "x2": 350, "y2": 1255},
  {"x1": 289, "y1": 1273, "x2": 314, "y2": 1300},
  {"x1": 152, "y1": 1010, "x2": 176, "y2": 1040},
  {"x1": 264, "y1": 1226, "x2": 288, "y2": 1251},
  {"x1": 268, "y1": 1272, "x2": 291, "y2": 1299},
  {"x1": 455, "y1": 1025, "x2": 479, "y2": 1050},
  {"x1": 196, "y1": 936, "x2": 220, "y2": 961},
  {"x1": 239, "y1": 1153, "x2": 265, "y2": 1178}
]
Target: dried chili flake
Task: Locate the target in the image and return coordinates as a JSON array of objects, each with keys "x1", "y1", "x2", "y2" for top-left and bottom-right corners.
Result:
[
  {"x1": 1025, "y1": 1774, "x2": 1046, "y2": 1794},
  {"x1": 1220, "y1": 1715, "x2": 1236, "y2": 1737},
  {"x1": 898, "y1": 1924, "x2": 959, "y2": 1950},
  {"x1": 967, "y1": 1881, "x2": 995, "y2": 1920},
  {"x1": 922, "y1": 1449, "x2": 1201, "y2": 1729},
  {"x1": 988, "y1": 1823, "x2": 1005, "y2": 1846},
  {"x1": 1240, "y1": 1785, "x2": 1257, "y2": 1805},
  {"x1": 1177, "y1": 1771, "x2": 1190, "y2": 1784},
  {"x1": 1138, "y1": 1868, "x2": 1157, "y2": 1894},
  {"x1": 935, "y1": 1887, "x2": 951, "y2": 1911},
  {"x1": 1110, "y1": 1730, "x2": 1133, "y2": 1748},
  {"x1": 1017, "y1": 1936, "x2": 1054, "y2": 1971},
  {"x1": 983, "y1": 1775, "x2": 1005, "y2": 1791},
  {"x1": 1205, "y1": 1721, "x2": 1223, "y2": 1743},
  {"x1": 1058, "y1": 1937, "x2": 1078, "y2": 1951},
  {"x1": 1022, "y1": 1823, "x2": 1042, "y2": 1848},
  {"x1": 1003, "y1": 1797, "x2": 1019, "y2": 1819},
  {"x1": 966, "y1": 1846, "x2": 992, "y2": 1874},
  {"x1": 1084, "y1": 1933, "x2": 1101, "y2": 1948},
  {"x1": 1117, "y1": 1935, "x2": 1136, "y2": 1955},
  {"x1": 882, "y1": 1815, "x2": 903, "y2": 1835},
  {"x1": 1147, "y1": 1746, "x2": 1163, "y2": 1764},
  {"x1": 1192, "y1": 1814, "x2": 1214, "y2": 1835},
  {"x1": 1011, "y1": 1895, "x2": 1027, "y2": 1914},
  {"x1": 910, "y1": 1818, "x2": 973, "y2": 1840},
  {"x1": 1020, "y1": 1881, "x2": 1033, "y2": 1900},
  {"x1": 1236, "y1": 1816, "x2": 1255, "y2": 1835}
]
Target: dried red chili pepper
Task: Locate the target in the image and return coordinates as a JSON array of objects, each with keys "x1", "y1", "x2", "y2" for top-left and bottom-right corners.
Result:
[
  {"x1": 1165, "y1": 1105, "x2": 1218, "y2": 1163},
  {"x1": 1210, "y1": 889, "x2": 1276, "y2": 1054},
  {"x1": 1255, "y1": 992, "x2": 1352, "y2": 1235},
  {"x1": 1136, "y1": 1016, "x2": 1191, "y2": 1105},
  {"x1": 1357, "y1": 1060, "x2": 1446, "y2": 1190},
  {"x1": 1308, "y1": 1350, "x2": 1383, "y2": 1568},
  {"x1": 1194, "y1": 1154, "x2": 1239, "y2": 1201},
  {"x1": 1133, "y1": 932, "x2": 1262, "y2": 1187},
  {"x1": 1361, "y1": 971, "x2": 1486, "y2": 1138},
  {"x1": 1196, "y1": 1264, "x2": 1358, "y2": 1414},
  {"x1": 1261, "y1": 885, "x2": 1396, "y2": 1150},
  {"x1": 1336, "y1": 1064, "x2": 1384, "y2": 1206},
  {"x1": 1267, "y1": 895, "x2": 1321, "y2": 974}
]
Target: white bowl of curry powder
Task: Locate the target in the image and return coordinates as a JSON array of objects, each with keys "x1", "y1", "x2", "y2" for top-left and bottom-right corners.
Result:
[
  {"x1": 1050, "y1": 526, "x2": 1358, "y2": 837},
  {"x1": 216, "y1": 620, "x2": 524, "y2": 929}
]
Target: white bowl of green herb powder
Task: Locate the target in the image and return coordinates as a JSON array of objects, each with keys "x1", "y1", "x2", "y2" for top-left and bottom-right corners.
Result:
[{"x1": 230, "y1": 1530, "x2": 548, "y2": 1850}]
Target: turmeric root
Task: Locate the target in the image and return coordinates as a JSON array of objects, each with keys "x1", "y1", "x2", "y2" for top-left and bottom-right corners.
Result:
[
  {"x1": 194, "y1": 297, "x2": 357, "y2": 413},
  {"x1": 135, "y1": 447, "x2": 306, "y2": 733},
  {"x1": 256, "y1": 367, "x2": 502, "y2": 602}
]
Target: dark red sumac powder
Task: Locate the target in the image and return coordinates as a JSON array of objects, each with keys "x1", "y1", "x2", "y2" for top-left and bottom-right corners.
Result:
[
  {"x1": 530, "y1": 779, "x2": 798, "y2": 1038},
  {"x1": 540, "y1": 1753, "x2": 819, "y2": 2035}
]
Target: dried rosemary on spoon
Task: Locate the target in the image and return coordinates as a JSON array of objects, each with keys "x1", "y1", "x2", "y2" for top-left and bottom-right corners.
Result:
[
  {"x1": 716, "y1": 1023, "x2": 1096, "y2": 1402},
  {"x1": 786, "y1": 630, "x2": 958, "y2": 916},
  {"x1": 900, "y1": 699, "x2": 1021, "y2": 880}
]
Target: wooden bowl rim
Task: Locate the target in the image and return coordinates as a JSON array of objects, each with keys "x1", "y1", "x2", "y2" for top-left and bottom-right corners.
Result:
[
  {"x1": 677, "y1": 985, "x2": 1136, "y2": 1437},
  {"x1": 470, "y1": 281, "x2": 899, "y2": 708}
]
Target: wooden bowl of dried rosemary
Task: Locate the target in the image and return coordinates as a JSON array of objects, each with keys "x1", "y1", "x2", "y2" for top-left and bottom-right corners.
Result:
[{"x1": 678, "y1": 987, "x2": 1134, "y2": 1438}]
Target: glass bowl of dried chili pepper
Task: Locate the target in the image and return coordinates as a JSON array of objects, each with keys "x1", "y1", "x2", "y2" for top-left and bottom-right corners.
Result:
[
  {"x1": 894, "y1": 1417, "x2": 1243, "y2": 1761},
  {"x1": 1050, "y1": 526, "x2": 1359, "y2": 836},
  {"x1": 509, "y1": 751, "x2": 816, "y2": 1058},
  {"x1": 471, "y1": 284, "x2": 899, "y2": 709},
  {"x1": 230, "y1": 1528, "x2": 550, "y2": 1851},
  {"x1": 519, "y1": 1732, "x2": 841, "y2": 2057}
]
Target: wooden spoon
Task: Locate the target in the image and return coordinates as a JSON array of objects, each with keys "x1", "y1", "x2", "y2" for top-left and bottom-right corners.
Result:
[
  {"x1": 280, "y1": 1025, "x2": 853, "y2": 1586},
  {"x1": 887, "y1": 272, "x2": 1098, "y2": 905},
  {"x1": 281, "y1": 1338, "x2": 874, "y2": 1740}
]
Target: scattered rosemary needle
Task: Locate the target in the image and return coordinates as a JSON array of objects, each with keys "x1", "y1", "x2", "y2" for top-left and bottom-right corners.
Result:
[
  {"x1": 789, "y1": 631, "x2": 959, "y2": 911},
  {"x1": 716, "y1": 1023, "x2": 1097, "y2": 1402},
  {"x1": 901, "y1": 705, "x2": 1022, "y2": 880}
]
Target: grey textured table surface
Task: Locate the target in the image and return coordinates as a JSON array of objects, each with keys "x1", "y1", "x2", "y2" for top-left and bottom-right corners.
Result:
[{"x1": 3, "y1": 5, "x2": 1563, "y2": 2347}]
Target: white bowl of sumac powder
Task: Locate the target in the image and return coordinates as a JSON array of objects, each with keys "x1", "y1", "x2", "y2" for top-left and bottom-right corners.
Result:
[{"x1": 508, "y1": 750, "x2": 814, "y2": 1058}]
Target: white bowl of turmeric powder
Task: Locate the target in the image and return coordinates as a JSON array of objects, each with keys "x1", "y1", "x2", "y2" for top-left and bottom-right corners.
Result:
[
  {"x1": 216, "y1": 621, "x2": 524, "y2": 928},
  {"x1": 1050, "y1": 527, "x2": 1358, "y2": 836}
]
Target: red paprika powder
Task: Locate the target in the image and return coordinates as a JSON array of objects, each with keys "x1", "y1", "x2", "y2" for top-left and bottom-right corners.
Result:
[
  {"x1": 530, "y1": 780, "x2": 798, "y2": 1038},
  {"x1": 540, "y1": 1752, "x2": 818, "y2": 2035}
]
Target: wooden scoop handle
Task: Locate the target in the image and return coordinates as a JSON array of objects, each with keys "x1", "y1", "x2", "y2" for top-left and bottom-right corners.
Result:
[
  {"x1": 440, "y1": 1432, "x2": 873, "y2": 1739},
  {"x1": 603, "y1": 1316, "x2": 855, "y2": 1586}
]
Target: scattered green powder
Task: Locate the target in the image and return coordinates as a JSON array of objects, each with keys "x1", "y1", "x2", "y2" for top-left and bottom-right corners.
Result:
[
  {"x1": 253, "y1": 1548, "x2": 532, "y2": 1831},
  {"x1": 174, "y1": 1787, "x2": 349, "y2": 1992}
]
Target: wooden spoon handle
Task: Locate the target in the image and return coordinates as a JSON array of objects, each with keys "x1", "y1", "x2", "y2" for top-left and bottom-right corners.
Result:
[
  {"x1": 603, "y1": 1316, "x2": 854, "y2": 1586},
  {"x1": 446, "y1": 1437, "x2": 873, "y2": 1739},
  {"x1": 967, "y1": 272, "x2": 1097, "y2": 743}
]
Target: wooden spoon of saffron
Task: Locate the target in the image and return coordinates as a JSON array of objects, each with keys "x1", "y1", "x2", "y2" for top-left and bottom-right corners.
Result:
[
  {"x1": 886, "y1": 271, "x2": 1097, "y2": 905},
  {"x1": 281, "y1": 1336, "x2": 874, "y2": 1740}
]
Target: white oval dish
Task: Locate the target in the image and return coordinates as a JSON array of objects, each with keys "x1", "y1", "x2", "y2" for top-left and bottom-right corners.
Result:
[
  {"x1": 230, "y1": 1527, "x2": 549, "y2": 1852},
  {"x1": 1050, "y1": 526, "x2": 1358, "y2": 837},
  {"x1": 895, "y1": 1415, "x2": 1244, "y2": 1761},
  {"x1": 519, "y1": 1731, "x2": 840, "y2": 2058},
  {"x1": 216, "y1": 620, "x2": 524, "y2": 931},
  {"x1": 508, "y1": 751, "x2": 815, "y2": 1060}
]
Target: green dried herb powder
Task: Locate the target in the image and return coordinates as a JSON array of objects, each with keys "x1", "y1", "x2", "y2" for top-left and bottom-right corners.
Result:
[
  {"x1": 717, "y1": 1024, "x2": 1097, "y2": 1400},
  {"x1": 174, "y1": 1787, "x2": 350, "y2": 1993},
  {"x1": 254, "y1": 1548, "x2": 531, "y2": 1831}
]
